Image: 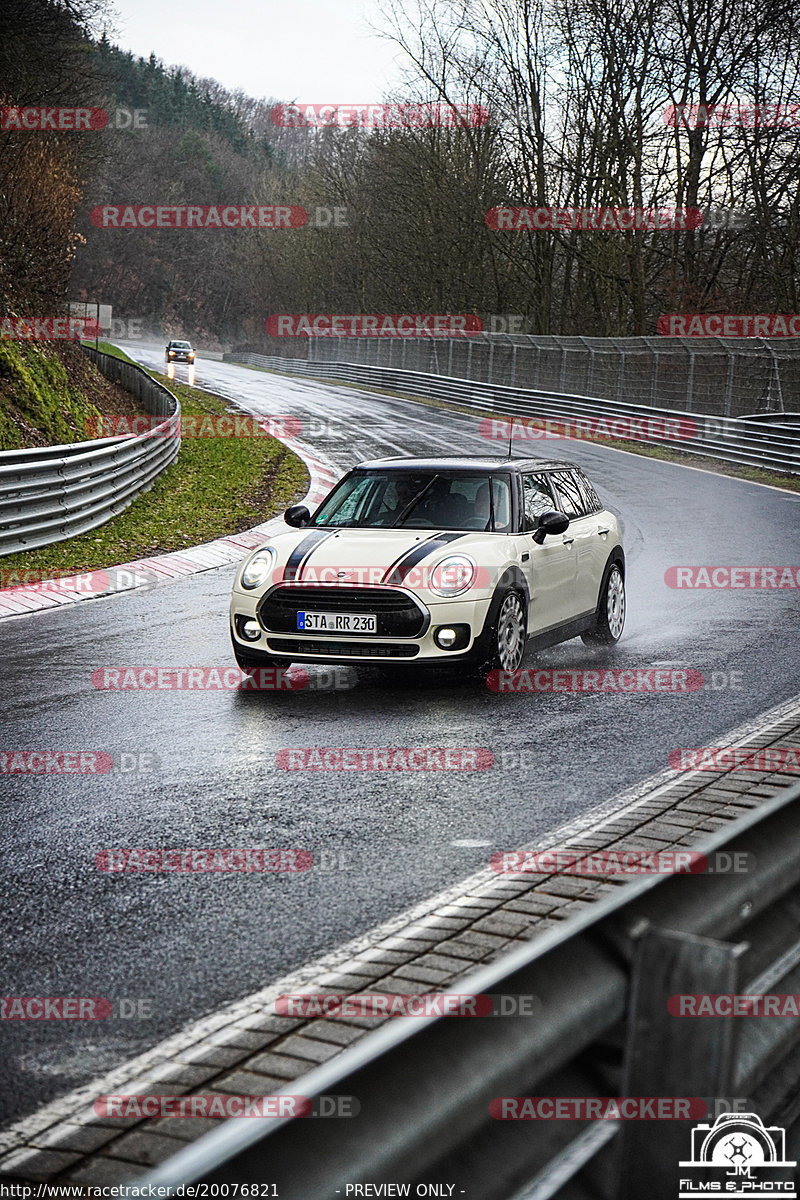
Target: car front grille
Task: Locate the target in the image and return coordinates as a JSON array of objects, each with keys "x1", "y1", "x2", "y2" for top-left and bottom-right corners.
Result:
[{"x1": 258, "y1": 585, "x2": 428, "y2": 638}]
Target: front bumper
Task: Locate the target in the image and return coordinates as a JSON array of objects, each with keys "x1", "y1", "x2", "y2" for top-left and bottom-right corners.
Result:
[{"x1": 230, "y1": 585, "x2": 492, "y2": 664}]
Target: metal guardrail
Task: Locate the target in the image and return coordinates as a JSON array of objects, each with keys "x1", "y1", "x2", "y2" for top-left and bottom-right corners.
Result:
[
  {"x1": 224, "y1": 351, "x2": 800, "y2": 477},
  {"x1": 141, "y1": 780, "x2": 800, "y2": 1200},
  {"x1": 0, "y1": 348, "x2": 180, "y2": 555}
]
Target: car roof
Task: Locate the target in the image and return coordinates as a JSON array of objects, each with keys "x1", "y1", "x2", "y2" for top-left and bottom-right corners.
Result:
[{"x1": 353, "y1": 455, "x2": 581, "y2": 473}]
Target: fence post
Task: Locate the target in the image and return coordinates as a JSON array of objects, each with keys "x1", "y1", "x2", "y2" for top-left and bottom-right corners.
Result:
[
  {"x1": 724, "y1": 344, "x2": 736, "y2": 417},
  {"x1": 616, "y1": 925, "x2": 746, "y2": 1200},
  {"x1": 651, "y1": 352, "x2": 659, "y2": 406}
]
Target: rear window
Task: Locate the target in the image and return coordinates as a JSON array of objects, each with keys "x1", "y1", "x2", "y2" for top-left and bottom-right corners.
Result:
[{"x1": 572, "y1": 468, "x2": 603, "y2": 514}]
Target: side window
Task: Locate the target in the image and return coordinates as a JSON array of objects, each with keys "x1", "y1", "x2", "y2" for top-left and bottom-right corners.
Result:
[
  {"x1": 548, "y1": 470, "x2": 586, "y2": 519},
  {"x1": 521, "y1": 473, "x2": 556, "y2": 531},
  {"x1": 574, "y1": 469, "x2": 603, "y2": 514}
]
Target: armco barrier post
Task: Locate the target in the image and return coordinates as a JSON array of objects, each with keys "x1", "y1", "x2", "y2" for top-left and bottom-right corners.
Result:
[{"x1": 617, "y1": 926, "x2": 746, "y2": 1198}]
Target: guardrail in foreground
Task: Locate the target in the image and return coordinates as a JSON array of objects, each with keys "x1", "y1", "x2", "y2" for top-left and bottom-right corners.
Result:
[
  {"x1": 140, "y1": 779, "x2": 800, "y2": 1200},
  {"x1": 224, "y1": 351, "x2": 800, "y2": 477},
  {"x1": 0, "y1": 348, "x2": 180, "y2": 555}
]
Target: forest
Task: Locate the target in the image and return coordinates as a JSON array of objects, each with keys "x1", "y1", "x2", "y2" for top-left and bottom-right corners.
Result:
[{"x1": 2, "y1": 0, "x2": 799, "y2": 345}]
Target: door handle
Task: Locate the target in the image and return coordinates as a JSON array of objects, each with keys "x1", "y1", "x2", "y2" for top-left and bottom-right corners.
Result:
[
  {"x1": 597, "y1": 528, "x2": 610, "y2": 535},
  {"x1": 562, "y1": 536, "x2": 575, "y2": 545}
]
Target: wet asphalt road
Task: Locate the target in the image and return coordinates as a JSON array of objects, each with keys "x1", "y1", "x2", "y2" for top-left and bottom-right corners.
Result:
[{"x1": 1, "y1": 345, "x2": 798, "y2": 1126}]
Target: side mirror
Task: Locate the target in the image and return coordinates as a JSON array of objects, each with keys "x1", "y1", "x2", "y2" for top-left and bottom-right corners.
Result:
[
  {"x1": 284, "y1": 504, "x2": 311, "y2": 528},
  {"x1": 532, "y1": 510, "x2": 570, "y2": 544}
]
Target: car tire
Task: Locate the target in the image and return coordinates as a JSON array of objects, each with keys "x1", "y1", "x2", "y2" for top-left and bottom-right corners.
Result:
[
  {"x1": 581, "y1": 563, "x2": 626, "y2": 646},
  {"x1": 476, "y1": 589, "x2": 527, "y2": 675}
]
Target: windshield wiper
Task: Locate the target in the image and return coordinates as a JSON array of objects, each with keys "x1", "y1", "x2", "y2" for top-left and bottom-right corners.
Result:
[{"x1": 391, "y1": 475, "x2": 440, "y2": 528}]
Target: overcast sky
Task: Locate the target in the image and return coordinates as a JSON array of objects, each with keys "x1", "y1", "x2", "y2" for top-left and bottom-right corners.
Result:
[{"x1": 106, "y1": 0, "x2": 407, "y2": 103}]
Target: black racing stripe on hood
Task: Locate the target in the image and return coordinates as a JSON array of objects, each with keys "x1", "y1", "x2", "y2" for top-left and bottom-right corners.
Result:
[
  {"x1": 283, "y1": 530, "x2": 336, "y2": 582},
  {"x1": 380, "y1": 533, "x2": 442, "y2": 585},
  {"x1": 382, "y1": 532, "x2": 466, "y2": 586}
]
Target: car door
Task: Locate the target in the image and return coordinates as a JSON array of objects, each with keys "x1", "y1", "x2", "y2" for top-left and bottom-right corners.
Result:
[
  {"x1": 548, "y1": 469, "x2": 610, "y2": 616},
  {"x1": 518, "y1": 471, "x2": 579, "y2": 632}
]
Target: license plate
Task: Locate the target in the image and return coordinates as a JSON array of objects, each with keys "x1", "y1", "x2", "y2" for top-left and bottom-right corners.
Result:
[{"x1": 298, "y1": 611, "x2": 377, "y2": 633}]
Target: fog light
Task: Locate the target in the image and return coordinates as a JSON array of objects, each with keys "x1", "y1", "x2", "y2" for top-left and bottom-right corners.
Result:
[
  {"x1": 435, "y1": 627, "x2": 458, "y2": 649},
  {"x1": 242, "y1": 619, "x2": 261, "y2": 641}
]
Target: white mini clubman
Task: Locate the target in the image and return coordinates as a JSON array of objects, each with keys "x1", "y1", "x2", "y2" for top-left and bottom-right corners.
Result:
[{"x1": 230, "y1": 456, "x2": 625, "y2": 676}]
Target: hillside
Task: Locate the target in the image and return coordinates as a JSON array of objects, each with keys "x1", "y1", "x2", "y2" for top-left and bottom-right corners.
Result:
[{"x1": 0, "y1": 340, "x2": 147, "y2": 450}]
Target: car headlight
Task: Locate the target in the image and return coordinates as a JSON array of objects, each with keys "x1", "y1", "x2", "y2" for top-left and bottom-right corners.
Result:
[
  {"x1": 429, "y1": 555, "x2": 476, "y2": 597},
  {"x1": 240, "y1": 547, "x2": 276, "y2": 590}
]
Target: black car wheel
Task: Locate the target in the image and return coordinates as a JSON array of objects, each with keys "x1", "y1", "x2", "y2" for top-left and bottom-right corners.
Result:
[{"x1": 582, "y1": 563, "x2": 626, "y2": 646}]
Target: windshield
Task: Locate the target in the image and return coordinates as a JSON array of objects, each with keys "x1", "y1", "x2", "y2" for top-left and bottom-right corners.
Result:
[
  {"x1": 171, "y1": 341, "x2": 191, "y2": 348},
  {"x1": 312, "y1": 471, "x2": 512, "y2": 532}
]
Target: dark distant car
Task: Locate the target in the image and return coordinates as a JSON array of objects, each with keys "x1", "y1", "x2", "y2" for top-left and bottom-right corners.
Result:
[{"x1": 166, "y1": 340, "x2": 195, "y2": 363}]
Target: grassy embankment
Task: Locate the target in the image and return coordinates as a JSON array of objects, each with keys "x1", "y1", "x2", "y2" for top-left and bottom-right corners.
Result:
[{"x1": 0, "y1": 341, "x2": 308, "y2": 577}]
